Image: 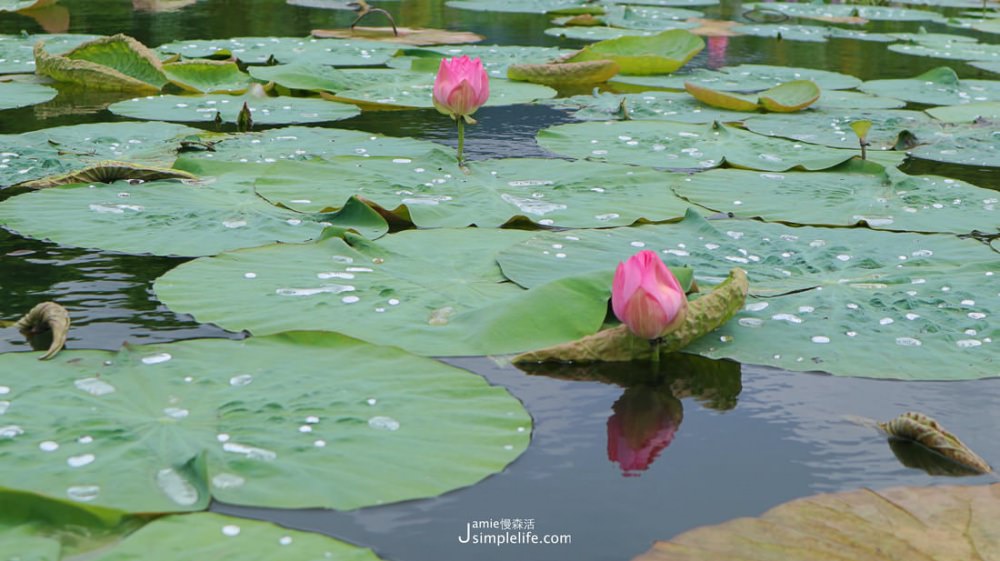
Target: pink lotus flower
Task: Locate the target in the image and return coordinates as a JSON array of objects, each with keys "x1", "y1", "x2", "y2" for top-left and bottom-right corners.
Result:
[
  {"x1": 433, "y1": 55, "x2": 490, "y2": 122},
  {"x1": 612, "y1": 250, "x2": 688, "y2": 340}
]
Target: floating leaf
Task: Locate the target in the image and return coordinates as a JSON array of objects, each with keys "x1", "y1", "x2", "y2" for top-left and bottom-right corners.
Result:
[
  {"x1": 156, "y1": 36, "x2": 399, "y2": 67},
  {"x1": 162, "y1": 59, "x2": 251, "y2": 93},
  {"x1": 602, "y1": 5, "x2": 704, "y2": 31},
  {"x1": 544, "y1": 27, "x2": 665, "y2": 42},
  {"x1": 387, "y1": 45, "x2": 572, "y2": 79},
  {"x1": 35, "y1": 34, "x2": 169, "y2": 92},
  {"x1": 908, "y1": 127, "x2": 1000, "y2": 167},
  {"x1": 671, "y1": 162, "x2": 1000, "y2": 234},
  {"x1": 0, "y1": 80, "x2": 56, "y2": 109},
  {"x1": 926, "y1": 101, "x2": 1000, "y2": 123},
  {"x1": 850, "y1": 119, "x2": 872, "y2": 140},
  {"x1": 0, "y1": 332, "x2": 531, "y2": 511},
  {"x1": 743, "y1": 109, "x2": 937, "y2": 150},
  {"x1": 537, "y1": 120, "x2": 905, "y2": 171},
  {"x1": 742, "y1": 1, "x2": 945, "y2": 22},
  {"x1": 251, "y1": 153, "x2": 695, "y2": 228},
  {"x1": 16, "y1": 161, "x2": 197, "y2": 189},
  {"x1": 860, "y1": 66, "x2": 1000, "y2": 105},
  {"x1": 514, "y1": 268, "x2": 748, "y2": 363},
  {"x1": 13, "y1": 301, "x2": 70, "y2": 360},
  {"x1": 154, "y1": 229, "x2": 611, "y2": 356},
  {"x1": 108, "y1": 94, "x2": 360, "y2": 125},
  {"x1": 684, "y1": 81, "x2": 759, "y2": 111},
  {"x1": 311, "y1": 26, "x2": 484, "y2": 46},
  {"x1": 757, "y1": 80, "x2": 820, "y2": 112},
  {"x1": 445, "y1": 0, "x2": 590, "y2": 13},
  {"x1": 889, "y1": 39, "x2": 1000, "y2": 62},
  {"x1": 0, "y1": 121, "x2": 199, "y2": 188},
  {"x1": 0, "y1": 33, "x2": 98, "y2": 75},
  {"x1": 613, "y1": 64, "x2": 861, "y2": 92},
  {"x1": 635, "y1": 483, "x2": 1000, "y2": 560},
  {"x1": 878, "y1": 411, "x2": 992, "y2": 475},
  {"x1": 507, "y1": 60, "x2": 619, "y2": 86},
  {"x1": 246, "y1": 62, "x2": 351, "y2": 92},
  {"x1": 496, "y1": 211, "x2": 999, "y2": 380},
  {"x1": 567, "y1": 30, "x2": 705, "y2": 75},
  {"x1": 971, "y1": 60, "x2": 1000, "y2": 74},
  {"x1": 546, "y1": 91, "x2": 755, "y2": 123}
]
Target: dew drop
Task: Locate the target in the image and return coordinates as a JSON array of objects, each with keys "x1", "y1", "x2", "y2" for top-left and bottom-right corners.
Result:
[
  {"x1": 957, "y1": 339, "x2": 982, "y2": 348},
  {"x1": 317, "y1": 272, "x2": 355, "y2": 280},
  {"x1": 879, "y1": 317, "x2": 894, "y2": 325},
  {"x1": 367, "y1": 398, "x2": 377, "y2": 406},
  {"x1": 846, "y1": 331, "x2": 857, "y2": 337},
  {"x1": 798, "y1": 306, "x2": 814, "y2": 313},
  {"x1": 771, "y1": 313, "x2": 803, "y2": 324},
  {"x1": 212, "y1": 473, "x2": 245, "y2": 489},
  {"x1": 142, "y1": 353, "x2": 172, "y2": 365},
  {"x1": 280, "y1": 536, "x2": 293, "y2": 546},
  {"x1": 388, "y1": 298, "x2": 400, "y2": 306},
  {"x1": 745, "y1": 302, "x2": 769, "y2": 312},
  {"x1": 314, "y1": 439, "x2": 327, "y2": 447},
  {"x1": 905, "y1": 313, "x2": 920, "y2": 321},
  {"x1": 911, "y1": 249, "x2": 933, "y2": 257},
  {"x1": 305, "y1": 416, "x2": 320, "y2": 424},
  {"x1": 156, "y1": 468, "x2": 199, "y2": 506},
  {"x1": 342, "y1": 295, "x2": 360, "y2": 304},
  {"x1": 0, "y1": 386, "x2": 9, "y2": 395},
  {"x1": 68, "y1": 453, "x2": 96, "y2": 467},
  {"x1": 74, "y1": 377, "x2": 116, "y2": 396},
  {"x1": 846, "y1": 303, "x2": 859, "y2": 310},
  {"x1": 811, "y1": 336, "x2": 830, "y2": 344},
  {"x1": 78, "y1": 435, "x2": 93, "y2": 444},
  {"x1": 0, "y1": 401, "x2": 9, "y2": 415},
  {"x1": 223, "y1": 442, "x2": 277, "y2": 461},
  {"x1": 0, "y1": 425, "x2": 24, "y2": 439},
  {"x1": 66, "y1": 485, "x2": 100, "y2": 502},
  {"x1": 504, "y1": 444, "x2": 514, "y2": 451},
  {"x1": 738, "y1": 318, "x2": 764, "y2": 328},
  {"x1": 836, "y1": 254, "x2": 851, "y2": 261},
  {"x1": 163, "y1": 407, "x2": 189, "y2": 419},
  {"x1": 961, "y1": 299, "x2": 975, "y2": 306},
  {"x1": 630, "y1": 241, "x2": 646, "y2": 248},
  {"x1": 895, "y1": 337, "x2": 922, "y2": 347},
  {"x1": 217, "y1": 433, "x2": 230, "y2": 442},
  {"x1": 230, "y1": 374, "x2": 253, "y2": 387},
  {"x1": 968, "y1": 312, "x2": 987, "y2": 320},
  {"x1": 299, "y1": 425, "x2": 313, "y2": 433},
  {"x1": 368, "y1": 416, "x2": 400, "y2": 431},
  {"x1": 331, "y1": 255, "x2": 354, "y2": 264},
  {"x1": 222, "y1": 525, "x2": 241, "y2": 537}
]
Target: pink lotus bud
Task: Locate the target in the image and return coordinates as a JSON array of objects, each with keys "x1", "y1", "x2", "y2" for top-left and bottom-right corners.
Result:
[
  {"x1": 611, "y1": 250, "x2": 688, "y2": 340},
  {"x1": 432, "y1": 55, "x2": 490, "y2": 121}
]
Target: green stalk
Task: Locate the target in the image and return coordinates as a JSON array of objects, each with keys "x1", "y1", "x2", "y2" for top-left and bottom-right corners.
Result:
[{"x1": 456, "y1": 118, "x2": 465, "y2": 164}]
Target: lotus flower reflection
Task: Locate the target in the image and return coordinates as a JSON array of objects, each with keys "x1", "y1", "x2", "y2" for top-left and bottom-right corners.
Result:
[{"x1": 607, "y1": 386, "x2": 683, "y2": 477}]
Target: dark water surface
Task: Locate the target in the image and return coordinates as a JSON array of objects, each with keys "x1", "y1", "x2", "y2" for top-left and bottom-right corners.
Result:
[{"x1": 2, "y1": 1, "x2": 999, "y2": 560}]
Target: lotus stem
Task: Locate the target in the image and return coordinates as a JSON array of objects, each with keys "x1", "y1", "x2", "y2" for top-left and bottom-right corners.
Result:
[
  {"x1": 457, "y1": 118, "x2": 465, "y2": 165},
  {"x1": 350, "y1": 5, "x2": 398, "y2": 37}
]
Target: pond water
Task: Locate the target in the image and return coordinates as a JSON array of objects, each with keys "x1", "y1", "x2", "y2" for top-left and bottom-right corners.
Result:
[{"x1": 1, "y1": 0, "x2": 999, "y2": 560}]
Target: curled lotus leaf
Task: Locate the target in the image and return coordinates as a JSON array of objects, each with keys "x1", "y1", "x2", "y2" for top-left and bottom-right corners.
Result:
[
  {"x1": 507, "y1": 60, "x2": 619, "y2": 86},
  {"x1": 514, "y1": 268, "x2": 748, "y2": 364},
  {"x1": 878, "y1": 411, "x2": 992, "y2": 475},
  {"x1": 12, "y1": 301, "x2": 70, "y2": 360},
  {"x1": 684, "y1": 81, "x2": 759, "y2": 111},
  {"x1": 16, "y1": 161, "x2": 197, "y2": 189},
  {"x1": 635, "y1": 482, "x2": 1000, "y2": 560},
  {"x1": 757, "y1": 80, "x2": 821, "y2": 112},
  {"x1": 35, "y1": 33, "x2": 168, "y2": 92}
]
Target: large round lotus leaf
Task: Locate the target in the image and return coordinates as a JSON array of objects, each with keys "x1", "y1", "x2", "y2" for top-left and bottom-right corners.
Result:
[
  {"x1": 814, "y1": 90, "x2": 905, "y2": 110},
  {"x1": 444, "y1": 0, "x2": 589, "y2": 13},
  {"x1": 162, "y1": 60, "x2": 251, "y2": 93},
  {"x1": 0, "y1": 33, "x2": 98, "y2": 74},
  {"x1": 758, "y1": 80, "x2": 820, "y2": 112},
  {"x1": 742, "y1": 109, "x2": 937, "y2": 150},
  {"x1": 971, "y1": 61, "x2": 1000, "y2": 74},
  {"x1": 635, "y1": 483, "x2": 1000, "y2": 561},
  {"x1": 0, "y1": 332, "x2": 532, "y2": 511},
  {"x1": 387, "y1": 45, "x2": 572, "y2": 80},
  {"x1": 605, "y1": 0, "x2": 717, "y2": 6},
  {"x1": 671, "y1": 163, "x2": 1000, "y2": 234},
  {"x1": 742, "y1": 1, "x2": 945, "y2": 22},
  {"x1": 729, "y1": 24, "x2": 830, "y2": 43},
  {"x1": 860, "y1": 67, "x2": 1000, "y2": 105},
  {"x1": 327, "y1": 69, "x2": 556, "y2": 109},
  {"x1": 684, "y1": 82, "x2": 759, "y2": 111},
  {"x1": 544, "y1": 27, "x2": 674, "y2": 42},
  {"x1": 0, "y1": 121, "x2": 199, "y2": 188},
  {"x1": 0, "y1": 177, "x2": 334, "y2": 257},
  {"x1": 253, "y1": 152, "x2": 694, "y2": 228},
  {"x1": 909, "y1": 127, "x2": 1000, "y2": 167},
  {"x1": 926, "y1": 101, "x2": 1000, "y2": 123},
  {"x1": 536, "y1": 120, "x2": 906, "y2": 171},
  {"x1": 247, "y1": 62, "x2": 350, "y2": 92},
  {"x1": 155, "y1": 37, "x2": 399, "y2": 66},
  {"x1": 602, "y1": 5, "x2": 704, "y2": 30},
  {"x1": 0, "y1": 80, "x2": 56, "y2": 109},
  {"x1": 154, "y1": 229, "x2": 610, "y2": 356},
  {"x1": 546, "y1": 91, "x2": 756, "y2": 123},
  {"x1": 568, "y1": 30, "x2": 705, "y2": 75},
  {"x1": 180, "y1": 126, "x2": 442, "y2": 164},
  {"x1": 497, "y1": 211, "x2": 999, "y2": 380},
  {"x1": 889, "y1": 40, "x2": 1000, "y2": 62},
  {"x1": 612, "y1": 64, "x2": 861, "y2": 92},
  {"x1": 894, "y1": 0, "x2": 987, "y2": 6},
  {"x1": 890, "y1": 31, "x2": 979, "y2": 44},
  {"x1": 108, "y1": 94, "x2": 360, "y2": 124}
]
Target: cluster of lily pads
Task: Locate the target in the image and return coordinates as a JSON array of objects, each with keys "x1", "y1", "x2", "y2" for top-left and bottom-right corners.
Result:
[{"x1": 1, "y1": 0, "x2": 999, "y2": 557}]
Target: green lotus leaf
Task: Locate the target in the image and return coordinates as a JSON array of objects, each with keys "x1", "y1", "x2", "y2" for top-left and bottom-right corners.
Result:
[
  {"x1": 546, "y1": 91, "x2": 755, "y2": 123},
  {"x1": 155, "y1": 229, "x2": 611, "y2": 356},
  {"x1": 326, "y1": 69, "x2": 556, "y2": 110},
  {"x1": 814, "y1": 90, "x2": 905, "y2": 110},
  {"x1": 536, "y1": 120, "x2": 905, "y2": 171},
  {"x1": 743, "y1": 109, "x2": 937, "y2": 150},
  {"x1": 567, "y1": 30, "x2": 705, "y2": 75},
  {"x1": 635, "y1": 483, "x2": 1000, "y2": 561},
  {"x1": 251, "y1": 152, "x2": 694, "y2": 228},
  {"x1": 155, "y1": 36, "x2": 400, "y2": 66},
  {"x1": 947, "y1": 17, "x2": 1000, "y2": 34},
  {"x1": 612, "y1": 64, "x2": 861, "y2": 92},
  {"x1": 0, "y1": 33, "x2": 100, "y2": 74},
  {"x1": 684, "y1": 81, "x2": 760, "y2": 111},
  {"x1": 543, "y1": 27, "x2": 667, "y2": 42},
  {"x1": 178, "y1": 126, "x2": 443, "y2": 163},
  {"x1": 742, "y1": 2, "x2": 945, "y2": 22},
  {"x1": 15, "y1": 161, "x2": 196, "y2": 189},
  {"x1": 444, "y1": 0, "x2": 589, "y2": 13},
  {"x1": 894, "y1": 0, "x2": 987, "y2": 6},
  {"x1": 602, "y1": 5, "x2": 704, "y2": 30},
  {"x1": 758, "y1": 80, "x2": 820, "y2": 112},
  {"x1": 730, "y1": 24, "x2": 831, "y2": 43},
  {"x1": 496, "y1": 211, "x2": 999, "y2": 380},
  {"x1": 908, "y1": 127, "x2": 1000, "y2": 167},
  {"x1": 926, "y1": 101, "x2": 1000, "y2": 123},
  {"x1": 162, "y1": 60, "x2": 251, "y2": 93},
  {"x1": 310, "y1": 26, "x2": 484, "y2": 46},
  {"x1": 0, "y1": 80, "x2": 56, "y2": 109},
  {"x1": 0, "y1": 0, "x2": 49, "y2": 10},
  {"x1": 860, "y1": 66, "x2": 1000, "y2": 105},
  {"x1": 971, "y1": 61, "x2": 1000, "y2": 74},
  {"x1": 889, "y1": 40, "x2": 1000, "y2": 62},
  {"x1": 108, "y1": 94, "x2": 360, "y2": 124},
  {"x1": 35, "y1": 34, "x2": 169, "y2": 92},
  {"x1": 671, "y1": 162, "x2": 999, "y2": 234},
  {"x1": 0, "y1": 332, "x2": 532, "y2": 511},
  {"x1": 0, "y1": 121, "x2": 200, "y2": 188},
  {"x1": 247, "y1": 62, "x2": 352, "y2": 92},
  {"x1": 890, "y1": 31, "x2": 979, "y2": 44},
  {"x1": 604, "y1": 0, "x2": 717, "y2": 6},
  {"x1": 507, "y1": 60, "x2": 619, "y2": 86},
  {"x1": 0, "y1": 490, "x2": 133, "y2": 559},
  {"x1": 385, "y1": 45, "x2": 572, "y2": 80}
]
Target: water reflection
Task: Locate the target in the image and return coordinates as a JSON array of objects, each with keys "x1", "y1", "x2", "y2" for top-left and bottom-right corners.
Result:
[
  {"x1": 887, "y1": 438, "x2": 987, "y2": 477},
  {"x1": 607, "y1": 386, "x2": 682, "y2": 477}
]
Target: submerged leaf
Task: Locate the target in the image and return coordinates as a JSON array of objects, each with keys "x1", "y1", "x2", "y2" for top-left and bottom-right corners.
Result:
[
  {"x1": 878, "y1": 411, "x2": 992, "y2": 475},
  {"x1": 12, "y1": 301, "x2": 70, "y2": 360}
]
